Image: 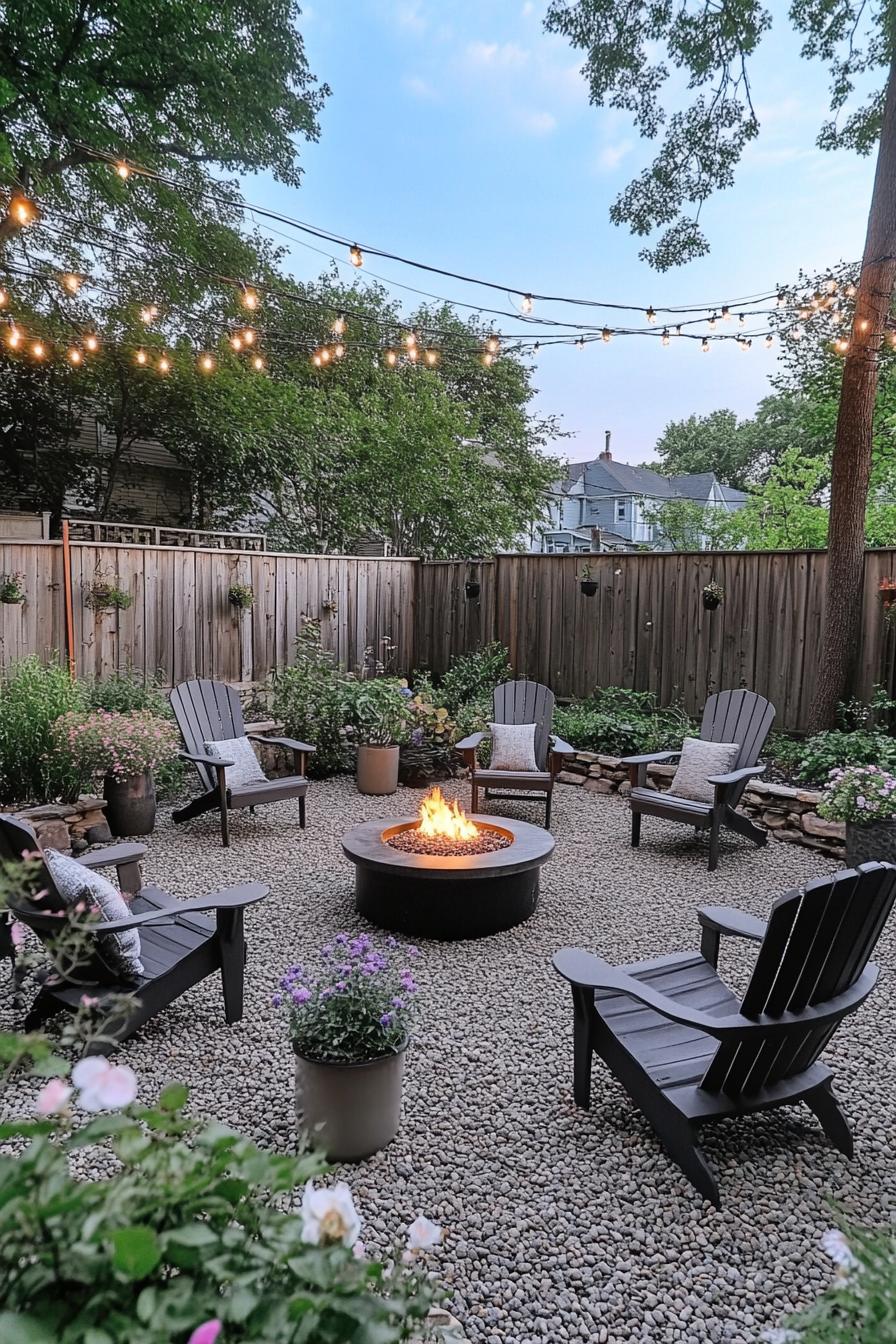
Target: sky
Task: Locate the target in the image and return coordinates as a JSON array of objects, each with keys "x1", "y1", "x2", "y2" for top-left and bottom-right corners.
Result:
[{"x1": 248, "y1": 0, "x2": 878, "y2": 465}]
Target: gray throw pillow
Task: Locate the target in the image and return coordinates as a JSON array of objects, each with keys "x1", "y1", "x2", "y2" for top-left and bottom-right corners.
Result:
[
  {"x1": 489, "y1": 722, "x2": 539, "y2": 773},
  {"x1": 668, "y1": 737, "x2": 739, "y2": 804},
  {"x1": 204, "y1": 735, "x2": 267, "y2": 788},
  {"x1": 43, "y1": 848, "x2": 144, "y2": 982}
]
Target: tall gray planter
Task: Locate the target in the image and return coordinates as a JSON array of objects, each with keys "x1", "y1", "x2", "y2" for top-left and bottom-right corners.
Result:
[
  {"x1": 846, "y1": 819, "x2": 896, "y2": 868},
  {"x1": 294, "y1": 1042, "x2": 406, "y2": 1161}
]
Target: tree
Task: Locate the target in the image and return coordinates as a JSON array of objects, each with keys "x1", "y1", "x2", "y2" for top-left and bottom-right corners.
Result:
[
  {"x1": 640, "y1": 496, "x2": 738, "y2": 551},
  {"x1": 545, "y1": 2, "x2": 896, "y2": 726},
  {"x1": 728, "y1": 448, "x2": 830, "y2": 551}
]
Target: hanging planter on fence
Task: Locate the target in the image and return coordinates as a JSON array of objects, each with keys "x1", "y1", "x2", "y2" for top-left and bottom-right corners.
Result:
[
  {"x1": 880, "y1": 577, "x2": 896, "y2": 631},
  {"x1": 85, "y1": 576, "x2": 133, "y2": 612},
  {"x1": 702, "y1": 580, "x2": 725, "y2": 611},
  {"x1": 579, "y1": 563, "x2": 598, "y2": 597},
  {"x1": 228, "y1": 582, "x2": 255, "y2": 611},
  {"x1": 465, "y1": 579, "x2": 480, "y2": 600},
  {"x1": 0, "y1": 571, "x2": 26, "y2": 604}
]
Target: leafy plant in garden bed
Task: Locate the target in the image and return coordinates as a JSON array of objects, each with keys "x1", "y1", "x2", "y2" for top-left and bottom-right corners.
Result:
[
  {"x1": 269, "y1": 622, "x2": 352, "y2": 777},
  {"x1": 0, "y1": 570, "x2": 26, "y2": 604},
  {"x1": 553, "y1": 687, "x2": 693, "y2": 757},
  {"x1": 770, "y1": 1224, "x2": 896, "y2": 1343},
  {"x1": 436, "y1": 642, "x2": 512, "y2": 716},
  {"x1": 783, "y1": 729, "x2": 896, "y2": 785},
  {"x1": 400, "y1": 676, "x2": 458, "y2": 786},
  {"x1": 349, "y1": 678, "x2": 413, "y2": 748},
  {"x1": 0, "y1": 656, "x2": 87, "y2": 804}
]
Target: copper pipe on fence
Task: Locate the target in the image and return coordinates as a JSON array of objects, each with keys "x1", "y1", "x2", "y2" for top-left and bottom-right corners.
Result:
[{"x1": 61, "y1": 520, "x2": 76, "y2": 679}]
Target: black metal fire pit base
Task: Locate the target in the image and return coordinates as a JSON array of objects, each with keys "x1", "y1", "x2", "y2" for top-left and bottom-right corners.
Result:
[{"x1": 342, "y1": 816, "x2": 555, "y2": 940}]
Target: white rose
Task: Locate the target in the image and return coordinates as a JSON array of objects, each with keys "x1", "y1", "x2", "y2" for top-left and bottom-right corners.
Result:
[
  {"x1": 406, "y1": 1215, "x2": 442, "y2": 1252},
  {"x1": 71, "y1": 1056, "x2": 138, "y2": 1112},
  {"x1": 300, "y1": 1181, "x2": 362, "y2": 1248}
]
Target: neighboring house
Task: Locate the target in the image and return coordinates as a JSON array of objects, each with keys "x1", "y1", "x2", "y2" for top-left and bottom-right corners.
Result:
[{"x1": 525, "y1": 433, "x2": 748, "y2": 553}]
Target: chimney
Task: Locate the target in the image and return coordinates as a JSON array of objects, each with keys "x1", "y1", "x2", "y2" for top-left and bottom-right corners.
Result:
[{"x1": 599, "y1": 429, "x2": 612, "y2": 462}]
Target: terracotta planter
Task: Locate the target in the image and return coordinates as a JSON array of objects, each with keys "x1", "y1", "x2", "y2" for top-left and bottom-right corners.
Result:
[
  {"x1": 356, "y1": 744, "x2": 400, "y2": 795},
  {"x1": 846, "y1": 818, "x2": 896, "y2": 867},
  {"x1": 103, "y1": 770, "x2": 156, "y2": 836},
  {"x1": 294, "y1": 1042, "x2": 407, "y2": 1161}
]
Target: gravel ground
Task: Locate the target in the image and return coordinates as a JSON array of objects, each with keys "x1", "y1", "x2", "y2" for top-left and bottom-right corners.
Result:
[{"x1": 3, "y1": 778, "x2": 895, "y2": 1344}]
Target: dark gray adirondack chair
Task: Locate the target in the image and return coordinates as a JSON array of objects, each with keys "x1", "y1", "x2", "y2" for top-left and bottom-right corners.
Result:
[
  {"x1": 0, "y1": 814, "x2": 268, "y2": 1054},
  {"x1": 455, "y1": 680, "x2": 575, "y2": 828},
  {"x1": 624, "y1": 688, "x2": 775, "y2": 871},
  {"x1": 554, "y1": 862, "x2": 896, "y2": 1206},
  {"x1": 170, "y1": 678, "x2": 314, "y2": 847}
]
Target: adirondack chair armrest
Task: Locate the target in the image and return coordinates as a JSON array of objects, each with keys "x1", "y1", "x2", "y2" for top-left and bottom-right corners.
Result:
[
  {"x1": 706, "y1": 764, "x2": 766, "y2": 787},
  {"x1": 90, "y1": 882, "x2": 270, "y2": 932},
  {"x1": 622, "y1": 749, "x2": 680, "y2": 786},
  {"x1": 554, "y1": 948, "x2": 880, "y2": 1039},
  {"x1": 549, "y1": 736, "x2": 576, "y2": 756},
  {"x1": 697, "y1": 905, "x2": 767, "y2": 943},
  {"x1": 77, "y1": 843, "x2": 147, "y2": 871},
  {"x1": 179, "y1": 749, "x2": 233, "y2": 769},
  {"x1": 247, "y1": 734, "x2": 315, "y2": 754},
  {"x1": 456, "y1": 732, "x2": 486, "y2": 752}
]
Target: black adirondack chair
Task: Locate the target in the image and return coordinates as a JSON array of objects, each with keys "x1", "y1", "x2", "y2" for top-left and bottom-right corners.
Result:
[
  {"x1": 455, "y1": 680, "x2": 575, "y2": 828},
  {"x1": 0, "y1": 814, "x2": 268, "y2": 1054},
  {"x1": 623, "y1": 688, "x2": 775, "y2": 871},
  {"x1": 554, "y1": 862, "x2": 896, "y2": 1206},
  {"x1": 170, "y1": 678, "x2": 315, "y2": 847}
]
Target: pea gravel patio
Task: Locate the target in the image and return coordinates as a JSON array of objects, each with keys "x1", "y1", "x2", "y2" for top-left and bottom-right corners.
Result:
[{"x1": 5, "y1": 778, "x2": 896, "y2": 1343}]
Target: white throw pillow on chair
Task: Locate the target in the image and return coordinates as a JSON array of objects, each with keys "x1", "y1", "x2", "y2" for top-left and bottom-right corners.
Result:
[
  {"x1": 668, "y1": 737, "x2": 739, "y2": 804},
  {"x1": 204, "y1": 736, "x2": 267, "y2": 788},
  {"x1": 489, "y1": 722, "x2": 539, "y2": 773}
]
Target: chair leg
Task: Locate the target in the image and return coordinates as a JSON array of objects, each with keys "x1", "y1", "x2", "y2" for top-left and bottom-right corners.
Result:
[
  {"x1": 220, "y1": 802, "x2": 230, "y2": 848},
  {"x1": 725, "y1": 806, "x2": 768, "y2": 848},
  {"x1": 631, "y1": 809, "x2": 641, "y2": 848},
  {"x1": 24, "y1": 989, "x2": 59, "y2": 1034},
  {"x1": 804, "y1": 1082, "x2": 854, "y2": 1158},
  {"x1": 661, "y1": 1117, "x2": 721, "y2": 1208},
  {"x1": 218, "y1": 907, "x2": 246, "y2": 1024},
  {"x1": 471, "y1": 780, "x2": 479, "y2": 813},
  {"x1": 545, "y1": 788, "x2": 553, "y2": 830},
  {"x1": 299, "y1": 795, "x2": 306, "y2": 829},
  {"x1": 570, "y1": 985, "x2": 594, "y2": 1109},
  {"x1": 708, "y1": 819, "x2": 721, "y2": 872}
]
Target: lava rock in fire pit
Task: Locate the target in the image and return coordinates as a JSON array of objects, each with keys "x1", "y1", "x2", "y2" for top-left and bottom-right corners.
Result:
[{"x1": 387, "y1": 828, "x2": 511, "y2": 858}]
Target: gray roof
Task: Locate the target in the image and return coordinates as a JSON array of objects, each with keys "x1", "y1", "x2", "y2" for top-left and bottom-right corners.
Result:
[{"x1": 557, "y1": 458, "x2": 747, "y2": 508}]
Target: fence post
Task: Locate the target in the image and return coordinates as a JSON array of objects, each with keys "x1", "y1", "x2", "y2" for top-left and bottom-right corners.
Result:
[{"x1": 61, "y1": 520, "x2": 76, "y2": 679}]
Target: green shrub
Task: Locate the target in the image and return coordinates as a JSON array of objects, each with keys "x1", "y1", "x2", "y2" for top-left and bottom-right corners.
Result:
[
  {"x1": 270, "y1": 622, "x2": 352, "y2": 777},
  {"x1": 786, "y1": 729, "x2": 896, "y2": 785},
  {"x1": 437, "y1": 642, "x2": 512, "y2": 716},
  {"x1": 554, "y1": 687, "x2": 693, "y2": 758},
  {"x1": 780, "y1": 1224, "x2": 895, "y2": 1342},
  {"x1": 0, "y1": 656, "x2": 87, "y2": 804}
]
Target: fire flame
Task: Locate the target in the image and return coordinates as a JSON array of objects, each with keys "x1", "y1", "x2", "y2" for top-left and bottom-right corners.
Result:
[{"x1": 417, "y1": 787, "x2": 479, "y2": 842}]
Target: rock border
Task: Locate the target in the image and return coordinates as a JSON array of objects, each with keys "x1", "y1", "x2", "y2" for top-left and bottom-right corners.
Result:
[
  {"x1": 11, "y1": 795, "x2": 111, "y2": 852},
  {"x1": 557, "y1": 754, "x2": 845, "y2": 860}
]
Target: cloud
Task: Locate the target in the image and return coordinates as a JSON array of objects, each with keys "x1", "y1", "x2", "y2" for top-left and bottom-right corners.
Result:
[
  {"x1": 595, "y1": 140, "x2": 632, "y2": 171},
  {"x1": 403, "y1": 74, "x2": 437, "y2": 99},
  {"x1": 465, "y1": 40, "x2": 530, "y2": 68}
]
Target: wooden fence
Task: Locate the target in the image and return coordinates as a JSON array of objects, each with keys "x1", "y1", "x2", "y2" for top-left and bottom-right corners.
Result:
[
  {"x1": 0, "y1": 541, "x2": 416, "y2": 687},
  {"x1": 416, "y1": 550, "x2": 896, "y2": 734},
  {"x1": 3, "y1": 540, "x2": 896, "y2": 731}
]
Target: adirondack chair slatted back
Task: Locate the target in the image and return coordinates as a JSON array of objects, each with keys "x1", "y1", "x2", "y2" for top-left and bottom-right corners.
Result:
[
  {"x1": 701, "y1": 863, "x2": 896, "y2": 1096},
  {"x1": 0, "y1": 814, "x2": 66, "y2": 911},
  {"x1": 170, "y1": 679, "x2": 247, "y2": 792},
  {"x1": 700, "y1": 690, "x2": 775, "y2": 804},
  {"x1": 492, "y1": 681, "x2": 555, "y2": 770}
]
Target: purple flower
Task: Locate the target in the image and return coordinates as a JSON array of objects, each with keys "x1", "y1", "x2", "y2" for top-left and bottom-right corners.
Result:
[
  {"x1": 392, "y1": 996, "x2": 405, "y2": 1009},
  {"x1": 321, "y1": 944, "x2": 333, "y2": 958},
  {"x1": 410, "y1": 728, "x2": 424, "y2": 746},
  {"x1": 321, "y1": 987, "x2": 334, "y2": 998},
  {"x1": 380, "y1": 1012, "x2": 394, "y2": 1027},
  {"x1": 407, "y1": 946, "x2": 419, "y2": 958},
  {"x1": 335, "y1": 933, "x2": 348, "y2": 945},
  {"x1": 335, "y1": 980, "x2": 347, "y2": 991},
  {"x1": 292, "y1": 986, "x2": 311, "y2": 1005},
  {"x1": 386, "y1": 936, "x2": 397, "y2": 949},
  {"x1": 400, "y1": 687, "x2": 413, "y2": 697},
  {"x1": 272, "y1": 992, "x2": 283, "y2": 1007},
  {"x1": 400, "y1": 971, "x2": 418, "y2": 993}
]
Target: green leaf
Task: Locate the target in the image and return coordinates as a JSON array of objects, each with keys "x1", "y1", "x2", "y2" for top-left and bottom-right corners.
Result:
[
  {"x1": 158, "y1": 1081, "x2": 189, "y2": 1112},
  {"x1": 84, "y1": 1331, "x2": 115, "y2": 1344},
  {"x1": 0, "y1": 1313, "x2": 57, "y2": 1343},
  {"x1": 164, "y1": 1223, "x2": 219, "y2": 1248},
  {"x1": 109, "y1": 1225, "x2": 162, "y2": 1280},
  {"x1": 29, "y1": 1054, "x2": 70, "y2": 1079},
  {"x1": 67, "y1": 1114, "x2": 135, "y2": 1149}
]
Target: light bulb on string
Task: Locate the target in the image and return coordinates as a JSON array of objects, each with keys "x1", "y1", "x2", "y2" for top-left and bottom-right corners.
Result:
[
  {"x1": 312, "y1": 352, "x2": 323, "y2": 367},
  {"x1": 708, "y1": 313, "x2": 718, "y2": 329},
  {"x1": 482, "y1": 350, "x2": 494, "y2": 367},
  {"x1": 834, "y1": 337, "x2": 850, "y2": 354},
  {"x1": 241, "y1": 327, "x2": 255, "y2": 345},
  {"x1": 701, "y1": 338, "x2": 710, "y2": 353},
  {"x1": 675, "y1": 324, "x2": 682, "y2": 337},
  {"x1": 61, "y1": 272, "x2": 84, "y2": 295},
  {"x1": 403, "y1": 330, "x2": 417, "y2": 349},
  {"x1": 776, "y1": 290, "x2": 787, "y2": 307},
  {"x1": 521, "y1": 294, "x2": 533, "y2": 314},
  {"x1": 811, "y1": 290, "x2": 824, "y2": 309},
  {"x1": 240, "y1": 285, "x2": 259, "y2": 311},
  {"x1": 84, "y1": 333, "x2": 99, "y2": 352},
  {"x1": 765, "y1": 333, "x2": 774, "y2": 348},
  {"x1": 845, "y1": 282, "x2": 857, "y2": 298},
  {"x1": 721, "y1": 306, "x2": 731, "y2": 322},
  {"x1": 645, "y1": 306, "x2": 656, "y2": 324},
  {"x1": 857, "y1": 317, "x2": 870, "y2": 333},
  {"x1": 67, "y1": 347, "x2": 82, "y2": 365},
  {"x1": 8, "y1": 195, "x2": 38, "y2": 227},
  {"x1": 424, "y1": 348, "x2": 439, "y2": 366},
  {"x1": 661, "y1": 329, "x2": 670, "y2": 346},
  {"x1": 140, "y1": 304, "x2": 159, "y2": 324},
  {"x1": 230, "y1": 334, "x2": 243, "y2": 351},
  {"x1": 135, "y1": 348, "x2": 147, "y2": 366},
  {"x1": 0, "y1": 288, "x2": 8, "y2": 307},
  {"x1": 485, "y1": 333, "x2": 500, "y2": 354},
  {"x1": 789, "y1": 325, "x2": 804, "y2": 341},
  {"x1": 825, "y1": 275, "x2": 838, "y2": 294},
  {"x1": 575, "y1": 337, "x2": 585, "y2": 350},
  {"x1": 334, "y1": 342, "x2": 345, "y2": 359},
  {"x1": 533, "y1": 341, "x2": 541, "y2": 353},
  {"x1": 252, "y1": 354, "x2": 265, "y2": 371},
  {"x1": 115, "y1": 161, "x2": 131, "y2": 180},
  {"x1": 738, "y1": 312, "x2": 746, "y2": 326},
  {"x1": 798, "y1": 307, "x2": 811, "y2": 321},
  {"x1": 332, "y1": 313, "x2": 346, "y2": 336},
  {"x1": 407, "y1": 345, "x2": 418, "y2": 362},
  {"x1": 7, "y1": 325, "x2": 21, "y2": 350},
  {"x1": 158, "y1": 354, "x2": 171, "y2": 374},
  {"x1": 384, "y1": 349, "x2": 398, "y2": 367},
  {"x1": 349, "y1": 244, "x2": 363, "y2": 268},
  {"x1": 199, "y1": 353, "x2": 215, "y2": 373},
  {"x1": 601, "y1": 327, "x2": 612, "y2": 343},
  {"x1": 31, "y1": 340, "x2": 45, "y2": 360},
  {"x1": 319, "y1": 347, "x2": 331, "y2": 364}
]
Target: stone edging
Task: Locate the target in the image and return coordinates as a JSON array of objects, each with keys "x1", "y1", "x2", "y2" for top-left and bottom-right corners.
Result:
[
  {"x1": 12, "y1": 796, "x2": 111, "y2": 852},
  {"x1": 557, "y1": 755, "x2": 846, "y2": 860}
]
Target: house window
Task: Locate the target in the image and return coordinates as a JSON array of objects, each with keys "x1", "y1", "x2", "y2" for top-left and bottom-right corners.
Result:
[{"x1": 615, "y1": 499, "x2": 626, "y2": 523}]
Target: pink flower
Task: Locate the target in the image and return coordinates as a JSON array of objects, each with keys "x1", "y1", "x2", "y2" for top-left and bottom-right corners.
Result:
[
  {"x1": 9, "y1": 920, "x2": 26, "y2": 948},
  {"x1": 188, "y1": 1322, "x2": 222, "y2": 1344},
  {"x1": 35, "y1": 1078, "x2": 72, "y2": 1115},
  {"x1": 72, "y1": 1056, "x2": 138, "y2": 1111}
]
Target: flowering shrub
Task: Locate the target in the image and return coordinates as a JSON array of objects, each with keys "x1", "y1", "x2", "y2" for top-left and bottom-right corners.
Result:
[
  {"x1": 52, "y1": 709, "x2": 179, "y2": 780},
  {"x1": 277, "y1": 934, "x2": 419, "y2": 1063},
  {"x1": 817, "y1": 765, "x2": 896, "y2": 824},
  {"x1": 764, "y1": 1224, "x2": 894, "y2": 1343}
]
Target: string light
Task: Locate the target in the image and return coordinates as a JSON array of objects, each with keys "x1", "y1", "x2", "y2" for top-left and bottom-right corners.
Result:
[
  {"x1": 721, "y1": 306, "x2": 731, "y2": 322},
  {"x1": 403, "y1": 330, "x2": 417, "y2": 349},
  {"x1": 825, "y1": 274, "x2": 838, "y2": 293},
  {"x1": 834, "y1": 337, "x2": 850, "y2": 354},
  {"x1": 312, "y1": 352, "x2": 323, "y2": 367},
  {"x1": 738, "y1": 313, "x2": 746, "y2": 326},
  {"x1": 675, "y1": 324, "x2": 682, "y2": 337},
  {"x1": 0, "y1": 289, "x2": 7, "y2": 307},
  {"x1": 798, "y1": 307, "x2": 811, "y2": 321},
  {"x1": 230, "y1": 334, "x2": 243, "y2": 351},
  {"x1": 240, "y1": 285, "x2": 259, "y2": 310},
  {"x1": 601, "y1": 327, "x2": 612, "y2": 342},
  {"x1": 7, "y1": 325, "x2": 22, "y2": 349},
  {"x1": 776, "y1": 290, "x2": 787, "y2": 306},
  {"x1": 701, "y1": 338, "x2": 710, "y2": 353},
  {"x1": 67, "y1": 347, "x2": 82, "y2": 364},
  {"x1": 31, "y1": 340, "x2": 45, "y2": 360},
  {"x1": 252, "y1": 354, "x2": 265, "y2": 370},
  {"x1": 135, "y1": 348, "x2": 147, "y2": 365},
  {"x1": 424, "y1": 348, "x2": 439, "y2": 366},
  {"x1": 575, "y1": 337, "x2": 585, "y2": 350},
  {"x1": 140, "y1": 304, "x2": 159, "y2": 323},
  {"x1": 115, "y1": 161, "x2": 131, "y2": 179},
  {"x1": 84, "y1": 333, "x2": 99, "y2": 352},
  {"x1": 845, "y1": 282, "x2": 857, "y2": 298},
  {"x1": 332, "y1": 313, "x2": 346, "y2": 335},
  {"x1": 199, "y1": 353, "x2": 216, "y2": 373},
  {"x1": 319, "y1": 346, "x2": 331, "y2": 364},
  {"x1": 334, "y1": 342, "x2": 345, "y2": 358},
  {"x1": 521, "y1": 293, "x2": 533, "y2": 314},
  {"x1": 482, "y1": 350, "x2": 494, "y2": 366},
  {"x1": 241, "y1": 327, "x2": 256, "y2": 344},
  {"x1": 661, "y1": 329, "x2": 670, "y2": 346},
  {"x1": 158, "y1": 354, "x2": 171, "y2": 373},
  {"x1": 407, "y1": 345, "x2": 418, "y2": 362},
  {"x1": 857, "y1": 317, "x2": 870, "y2": 332},
  {"x1": 384, "y1": 349, "x2": 398, "y2": 366},
  {"x1": 8, "y1": 195, "x2": 38, "y2": 227},
  {"x1": 765, "y1": 333, "x2": 774, "y2": 348},
  {"x1": 61, "y1": 272, "x2": 84, "y2": 294},
  {"x1": 707, "y1": 313, "x2": 717, "y2": 329},
  {"x1": 485, "y1": 333, "x2": 500, "y2": 354},
  {"x1": 645, "y1": 306, "x2": 656, "y2": 324},
  {"x1": 349, "y1": 244, "x2": 363, "y2": 268}
]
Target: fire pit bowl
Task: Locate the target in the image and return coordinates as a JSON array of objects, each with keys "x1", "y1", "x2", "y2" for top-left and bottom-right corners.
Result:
[{"x1": 341, "y1": 813, "x2": 555, "y2": 940}]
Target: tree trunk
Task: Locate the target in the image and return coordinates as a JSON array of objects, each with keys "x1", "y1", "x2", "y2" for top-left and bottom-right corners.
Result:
[{"x1": 809, "y1": 50, "x2": 896, "y2": 731}]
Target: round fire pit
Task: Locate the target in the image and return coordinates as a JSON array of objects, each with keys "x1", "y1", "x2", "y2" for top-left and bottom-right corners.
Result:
[{"x1": 342, "y1": 815, "x2": 555, "y2": 940}]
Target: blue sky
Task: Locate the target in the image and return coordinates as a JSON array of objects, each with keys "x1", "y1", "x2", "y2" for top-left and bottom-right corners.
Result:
[{"x1": 249, "y1": 1, "x2": 877, "y2": 464}]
